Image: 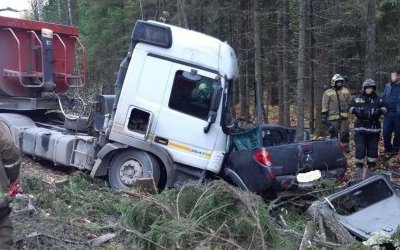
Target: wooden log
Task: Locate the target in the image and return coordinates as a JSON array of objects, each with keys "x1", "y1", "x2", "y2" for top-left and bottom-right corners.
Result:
[
  {"x1": 318, "y1": 215, "x2": 327, "y2": 250},
  {"x1": 307, "y1": 200, "x2": 353, "y2": 245},
  {"x1": 299, "y1": 221, "x2": 315, "y2": 250},
  {"x1": 88, "y1": 233, "x2": 116, "y2": 247}
]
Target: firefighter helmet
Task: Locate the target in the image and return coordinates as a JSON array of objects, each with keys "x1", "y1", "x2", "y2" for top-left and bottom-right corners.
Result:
[
  {"x1": 331, "y1": 74, "x2": 345, "y2": 87},
  {"x1": 362, "y1": 78, "x2": 376, "y2": 90}
]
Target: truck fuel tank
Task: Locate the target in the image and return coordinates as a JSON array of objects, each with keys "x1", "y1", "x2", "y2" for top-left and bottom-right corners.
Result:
[{"x1": 22, "y1": 127, "x2": 96, "y2": 170}]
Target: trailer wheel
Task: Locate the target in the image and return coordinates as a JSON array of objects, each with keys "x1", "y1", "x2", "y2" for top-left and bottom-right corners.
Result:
[{"x1": 108, "y1": 150, "x2": 160, "y2": 190}]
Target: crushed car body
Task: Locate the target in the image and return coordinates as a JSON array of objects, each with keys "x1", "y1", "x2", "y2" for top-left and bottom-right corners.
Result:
[{"x1": 327, "y1": 175, "x2": 400, "y2": 240}]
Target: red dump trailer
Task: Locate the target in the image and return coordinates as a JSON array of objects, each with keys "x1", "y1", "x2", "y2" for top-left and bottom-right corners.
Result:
[{"x1": 0, "y1": 16, "x2": 85, "y2": 102}]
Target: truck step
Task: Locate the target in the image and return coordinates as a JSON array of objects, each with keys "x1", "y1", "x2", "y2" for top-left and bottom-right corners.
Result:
[
  {"x1": 3, "y1": 69, "x2": 44, "y2": 79},
  {"x1": 54, "y1": 73, "x2": 83, "y2": 79}
]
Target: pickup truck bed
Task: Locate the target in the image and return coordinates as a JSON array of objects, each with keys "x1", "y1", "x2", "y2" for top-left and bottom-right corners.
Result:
[{"x1": 224, "y1": 125, "x2": 347, "y2": 193}]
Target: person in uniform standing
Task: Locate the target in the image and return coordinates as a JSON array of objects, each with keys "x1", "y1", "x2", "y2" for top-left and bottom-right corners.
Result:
[
  {"x1": 321, "y1": 74, "x2": 352, "y2": 152},
  {"x1": 0, "y1": 121, "x2": 21, "y2": 249},
  {"x1": 349, "y1": 79, "x2": 386, "y2": 179}
]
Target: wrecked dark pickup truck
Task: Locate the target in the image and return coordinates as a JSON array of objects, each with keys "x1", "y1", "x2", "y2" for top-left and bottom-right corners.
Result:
[{"x1": 223, "y1": 125, "x2": 347, "y2": 193}]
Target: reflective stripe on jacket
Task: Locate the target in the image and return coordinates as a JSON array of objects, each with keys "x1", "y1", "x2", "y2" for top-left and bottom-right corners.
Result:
[{"x1": 349, "y1": 93, "x2": 385, "y2": 133}]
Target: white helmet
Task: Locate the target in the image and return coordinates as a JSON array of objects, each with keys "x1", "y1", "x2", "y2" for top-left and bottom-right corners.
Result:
[{"x1": 331, "y1": 74, "x2": 345, "y2": 87}]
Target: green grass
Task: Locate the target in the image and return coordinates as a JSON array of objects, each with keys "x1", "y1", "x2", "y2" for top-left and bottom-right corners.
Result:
[
  {"x1": 16, "y1": 171, "x2": 300, "y2": 249},
  {"x1": 119, "y1": 181, "x2": 298, "y2": 249}
]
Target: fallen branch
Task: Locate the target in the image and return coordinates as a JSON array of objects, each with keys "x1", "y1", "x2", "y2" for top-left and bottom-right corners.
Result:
[
  {"x1": 271, "y1": 187, "x2": 339, "y2": 209},
  {"x1": 88, "y1": 233, "x2": 116, "y2": 247},
  {"x1": 119, "y1": 225, "x2": 167, "y2": 250},
  {"x1": 9, "y1": 207, "x2": 35, "y2": 220},
  {"x1": 277, "y1": 229, "x2": 342, "y2": 248},
  {"x1": 16, "y1": 231, "x2": 86, "y2": 246},
  {"x1": 299, "y1": 221, "x2": 315, "y2": 250},
  {"x1": 191, "y1": 228, "x2": 246, "y2": 250},
  {"x1": 318, "y1": 215, "x2": 327, "y2": 250}
]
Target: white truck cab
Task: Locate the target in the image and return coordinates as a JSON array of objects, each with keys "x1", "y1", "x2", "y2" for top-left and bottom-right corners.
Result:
[{"x1": 95, "y1": 20, "x2": 239, "y2": 189}]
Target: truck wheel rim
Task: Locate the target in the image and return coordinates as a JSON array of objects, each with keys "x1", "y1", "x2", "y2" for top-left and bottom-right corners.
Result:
[{"x1": 119, "y1": 159, "x2": 143, "y2": 186}]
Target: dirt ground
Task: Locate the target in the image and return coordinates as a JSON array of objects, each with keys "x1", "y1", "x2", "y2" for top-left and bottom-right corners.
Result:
[{"x1": 12, "y1": 158, "x2": 140, "y2": 250}]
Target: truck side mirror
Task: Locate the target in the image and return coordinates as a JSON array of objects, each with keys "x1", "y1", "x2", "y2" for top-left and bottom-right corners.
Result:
[{"x1": 204, "y1": 86, "x2": 222, "y2": 133}]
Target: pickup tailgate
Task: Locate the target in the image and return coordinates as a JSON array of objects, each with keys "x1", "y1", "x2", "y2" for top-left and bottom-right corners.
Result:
[
  {"x1": 225, "y1": 125, "x2": 346, "y2": 192},
  {"x1": 265, "y1": 139, "x2": 346, "y2": 176}
]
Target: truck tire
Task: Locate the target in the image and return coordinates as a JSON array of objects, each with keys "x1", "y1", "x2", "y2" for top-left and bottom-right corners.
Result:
[{"x1": 108, "y1": 149, "x2": 160, "y2": 190}]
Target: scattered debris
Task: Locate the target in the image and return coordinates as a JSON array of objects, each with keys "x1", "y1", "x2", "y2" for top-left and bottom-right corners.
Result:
[
  {"x1": 88, "y1": 233, "x2": 116, "y2": 247},
  {"x1": 363, "y1": 232, "x2": 392, "y2": 247},
  {"x1": 10, "y1": 194, "x2": 36, "y2": 220}
]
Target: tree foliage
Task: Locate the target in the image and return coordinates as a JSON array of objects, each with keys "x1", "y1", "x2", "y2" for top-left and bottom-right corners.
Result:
[{"x1": 27, "y1": 0, "x2": 400, "y2": 129}]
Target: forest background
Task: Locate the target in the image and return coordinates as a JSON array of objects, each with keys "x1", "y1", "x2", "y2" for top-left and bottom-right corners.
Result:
[{"x1": 27, "y1": 0, "x2": 400, "y2": 135}]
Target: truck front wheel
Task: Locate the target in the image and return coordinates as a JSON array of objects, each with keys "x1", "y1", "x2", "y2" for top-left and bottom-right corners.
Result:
[{"x1": 108, "y1": 149, "x2": 160, "y2": 190}]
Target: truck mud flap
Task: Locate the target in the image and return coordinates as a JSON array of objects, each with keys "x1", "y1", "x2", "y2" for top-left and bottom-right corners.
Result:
[{"x1": 223, "y1": 168, "x2": 249, "y2": 191}]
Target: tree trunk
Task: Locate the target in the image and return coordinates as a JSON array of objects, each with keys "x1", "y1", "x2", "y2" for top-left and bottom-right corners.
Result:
[
  {"x1": 307, "y1": 201, "x2": 354, "y2": 245},
  {"x1": 263, "y1": 82, "x2": 270, "y2": 123},
  {"x1": 30, "y1": 0, "x2": 42, "y2": 21},
  {"x1": 313, "y1": 0, "x2": 325, "y2": 137},
  {"x1": 277, "y1": 1, "x2": 284, "y2": 125},
  {"x1": 253, "y1": 0, "x2": 264, "y2": 124},
  {"x1": 245, "y1": 49, "x2": 251, "y2": 121},
  {"x1": 296, "y1": 0, "x2": 307, "y2": 141},
  {"x1": 309, "y1": 0, "x2": 315, "y2": 133},
  {"x1": 177, "y1": 0, "x2": 189, "y2": 29},
  {"x1": 364, "y1": 0, "x2": 376, "y2": 79},
  {"x1": 282, "y1": 0, "x2": 290, "y2": 127},
  {"x1": 238, "y1": 3, "x2": 248, "y2": 119},
  {"x1": 67, "y1": 0, "x2": 73, "y2": 25},
  {"x1": 57, "y1": 0, "x2": 62, "y2": 22}
]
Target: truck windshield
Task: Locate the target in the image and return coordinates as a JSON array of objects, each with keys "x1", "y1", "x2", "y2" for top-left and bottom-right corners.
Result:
[{"x1": 169, "y1": 70, "x2": 220, "y2": 120}]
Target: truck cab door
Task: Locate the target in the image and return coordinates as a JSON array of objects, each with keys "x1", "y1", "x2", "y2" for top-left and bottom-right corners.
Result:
[{"x1": 154, "y1": 63, "x2": 224, "y2": 171}]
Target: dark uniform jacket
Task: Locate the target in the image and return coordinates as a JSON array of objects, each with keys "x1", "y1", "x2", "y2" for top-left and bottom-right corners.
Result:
[
  {"x1": 382, "y1": 82, "x2": 400, "y2": 114},
  {"x1": 349, "y1": 93, "x2": 386, "y2": 133},
  {"x1": 0, "y1": 122, "x2": 20, "y2": 218}
]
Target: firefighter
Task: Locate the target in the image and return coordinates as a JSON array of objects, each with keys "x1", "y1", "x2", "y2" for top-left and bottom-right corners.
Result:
[
  {"x1": 321, "y1": 74, "x2": 351, "y2": 152},
  {"x1": 0, "y1": 121, "x2": 21, "y2": 249},
  {"x1": 349, "y1": 79, "x2": 386, "y2": 178}
]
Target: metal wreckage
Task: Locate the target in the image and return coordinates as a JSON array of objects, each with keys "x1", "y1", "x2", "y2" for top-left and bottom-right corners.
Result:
[{"x1": 307, "y1": 172, "x2": 400, "y2": 245}]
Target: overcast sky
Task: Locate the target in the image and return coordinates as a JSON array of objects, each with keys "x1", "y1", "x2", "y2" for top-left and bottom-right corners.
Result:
[{"x1": 0, "y1": 0, "x2": 31, "y2": 18}]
